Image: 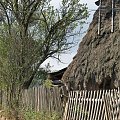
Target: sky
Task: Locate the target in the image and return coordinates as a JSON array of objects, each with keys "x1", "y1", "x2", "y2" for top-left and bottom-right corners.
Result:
[{"x1": 41, "y1": 0, "x2": 98, "y2": 72}]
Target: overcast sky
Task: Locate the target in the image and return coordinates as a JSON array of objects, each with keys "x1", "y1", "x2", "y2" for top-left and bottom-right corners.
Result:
[{"x1": 41, "y1": 0, "x2": 98, "y2": 71}]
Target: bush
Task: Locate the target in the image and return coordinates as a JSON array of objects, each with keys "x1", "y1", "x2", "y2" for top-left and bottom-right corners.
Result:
[{"x1": 43, "y1": 79, "x2": 53, "y2": 88}]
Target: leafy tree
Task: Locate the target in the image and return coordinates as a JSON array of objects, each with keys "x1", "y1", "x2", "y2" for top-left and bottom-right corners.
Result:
[
  {"x1": 30, "y1": 63, "x2": 51, "y2": 87},
  {"x1": 0, "y1": 0, "x2": 88, "y2": 119}
]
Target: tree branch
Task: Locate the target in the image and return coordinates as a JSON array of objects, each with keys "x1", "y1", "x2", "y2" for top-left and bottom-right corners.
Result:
[
  {"x1": 0, "y1": 1, "x2": 11, "y2": 34},
  {"x1": 41, "y1": 10, "x2": 50, "y2": 32},
  {"x1": 14, "y1": 0, "x2": 18, "y2": 11},
  {"x1": 22, "y1": 56, "x2": 48, "y2": 89},
  {"x1": 25, "y1": 1, "x2": 41, "y2": 32}
]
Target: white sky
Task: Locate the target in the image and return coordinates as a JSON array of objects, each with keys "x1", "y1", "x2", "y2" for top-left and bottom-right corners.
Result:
[{"x1": 41, "y1": 0, "x2": 98, "y2": 72}]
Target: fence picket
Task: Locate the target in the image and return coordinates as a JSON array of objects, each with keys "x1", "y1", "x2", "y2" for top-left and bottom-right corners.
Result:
[
  {"x1": 87, "y1": 90, "x2": 93, "y2": 119},
  {"x1": 70, "y1": 91, "x2": 75, "y2": 120},
  {"x1": 78, "y1": 90, "x2": 85, "y2": 120},
  {"x1": 83, "y1": 91, "x2": 90, "y2": 120},
  {"x1": 75, "y1": 91, "x2": 82, "y2": 120},
  {"x1": 92, "y1": 90, "x2": 99, "y2": 119},
  {"x1": 68, "y1": 92, "x2": 73, "y2": 120},
  {"x1": 89, "y1": 90, "x2": 96, "y2": 120},
  {"x1": 81, "y1": 90, "x2": 87, "y2": 120},
  {"x1": 65, "y1": 92, "x2": 71, "y2": 120},
  {"x1": 73, "y1": 91, "x2": 78, "y2": 120},
  {"x1": 94, "y1": 90, "x2": 102, "y2": 120}
]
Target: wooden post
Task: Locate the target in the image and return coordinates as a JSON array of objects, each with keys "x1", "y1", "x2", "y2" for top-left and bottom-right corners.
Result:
[
  {"x1": 98, "y1": 0, "x2": 102, "y2": 35},
  {"x1": 111, "y1": 0, "x2": 114, "y2": 33}
]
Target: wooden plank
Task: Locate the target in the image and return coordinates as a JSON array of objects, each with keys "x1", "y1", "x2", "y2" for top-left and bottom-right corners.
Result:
[
  {"x1": 43, "y1": 86, "x2": 45, "y2": 111},
  {"x1": 75, "y1": 91, "x2": 82, "y2": 120},
  {"x1": 117, "y1": 87, "x2": 120, "y2": 120},
  {"x1": 92, "y1": 90, "x2": 99, "y2": 119},
  {"x1": 97, "y1": 90, "x2": 105, "y2": 120},
  {"x1": 66, "y1": 91, "x2": 72, "y2": 120},
  {"x1": 37, "y1": 87, "x2": 39, "y2": 111},
  {"x1": 98, "y1": 0, "x2": 102, "y2": 35},
  {"x1": 35, "y1": 87, "x2": 37, "y2": 111},
  {"x1": 56, "y1": 87, "x2": 62, "y2": 113},
  {"x1": 104, "y1": 90, "x2": 109, "y2": 120},
  {"x1": 72, "y1": 91, "x2": 77, "y2": 120},
  {"x1": 94, "y1": 90, "x2": 102, "y2": 120},
  {"x1": 89, "y1": 90, "x2": 96, "y2": 120},
  {"x1": 70, "y1": 91, "x2": 75, "y2": 120},
  {"x1": 81, "y1": 90, "x2": 87, "y2": 120},
  {"x1": 103, "y1": 102, "x2": 107, "y2": 120},
  {"x1": 78, "y1": 90, "x2": 84, "y2": 120},
  {"x1": 63, "y1": 101, "x2": 69, "y2": 120},
  {"x1": 101, "y1": 99, "x2": 105, "y2": 120},
  {"x1": 83, "y1": 91, "x2": 90, "y2": 120},
  {"x1": 114, "y1": 89, "x2": 119, "y2": 120},
  {"x1": 111, "y1": 0, "x2": 114, "y2": 32},
  {"x1": 87, "y1": 90, "x2": 93, "y2": 119},
  {"x1": 73, "y1": 91, "x2": 79, "y2": 120},
  {"x1": 68, "y1": 91, "x2": 74, "y2": 120},
  {"x1": 109, "y1": 89, "x2": 115, "y2": 120}
]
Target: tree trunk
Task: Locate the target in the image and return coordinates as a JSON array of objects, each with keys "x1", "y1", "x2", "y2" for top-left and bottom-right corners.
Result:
[{"x1": 5, "y1": 85, "x2": 22, "y2": 120}]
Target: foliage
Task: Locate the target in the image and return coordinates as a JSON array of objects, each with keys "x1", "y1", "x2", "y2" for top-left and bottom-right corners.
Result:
[
  {"x1": 23, "y1": 109, "x2": 61, "y2": 120},
  {"x1": 30, "y1": 64, "x2": 51, "y2": 87},
  {"x1": 0, "y1": 0, "x2": 88, "y2": 89},
  {"x1": 0, "y1": 0, "x2": 88, "y2": 119},
  {"x1": 29, "y1": 69, "x2": 48, "y2": 87},
  {"x1": 1, "y1": 102, "x2": 62, "y2": 120},
  {"x1": 43, "y1": 79, "x2": 53, "y2": 88}
]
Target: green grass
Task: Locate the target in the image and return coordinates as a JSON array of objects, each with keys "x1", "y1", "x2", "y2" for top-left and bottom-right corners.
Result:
[{"x1": 23, "y1": 109, "x2": 62, "y2": 120}]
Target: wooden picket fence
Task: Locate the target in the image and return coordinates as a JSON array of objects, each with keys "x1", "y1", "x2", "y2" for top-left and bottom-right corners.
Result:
[
  {"x1": 0, "y1": 86, "x2": 63, "y2": 113},
  {"x1": 22, "y1": 86, "x2": 63, "y2": 113},
  {"x1": 0, "y1": 86, "x2": 63, "y2": 119},
  {"x1": 63, "y1": 88, "x2": 120, "y2": 120}
]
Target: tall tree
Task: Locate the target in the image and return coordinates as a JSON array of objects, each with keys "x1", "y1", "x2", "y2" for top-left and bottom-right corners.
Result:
[{"x1": 0, "y1": 0, "x2": 88, "y2": 119}]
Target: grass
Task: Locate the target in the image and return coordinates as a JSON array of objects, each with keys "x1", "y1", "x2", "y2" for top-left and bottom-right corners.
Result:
[{"x1": 22, "y1": 109, "x2": 62, "y2": 120}]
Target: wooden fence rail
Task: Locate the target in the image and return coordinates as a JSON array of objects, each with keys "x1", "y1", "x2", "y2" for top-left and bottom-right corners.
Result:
[
  {"x1": 0, "y1": 86, "x2": 63, "y2": 114},
  {"x1": 63, "y1": 88, "x2": 120, "y2": 120}
]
